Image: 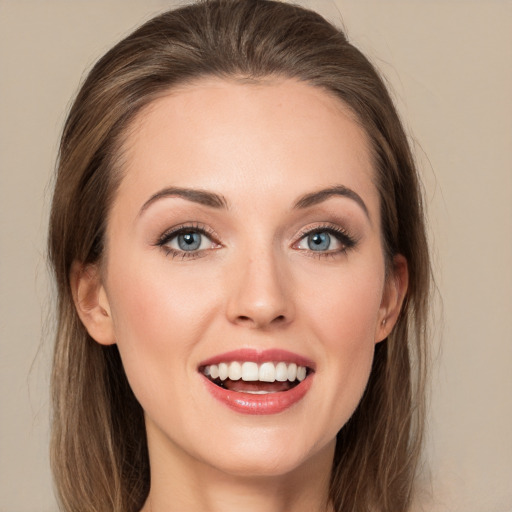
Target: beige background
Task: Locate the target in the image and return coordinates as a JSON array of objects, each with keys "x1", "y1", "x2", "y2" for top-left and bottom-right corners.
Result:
[{"x1": 1, "y1": 1, "x2": 511, "y2": 511}]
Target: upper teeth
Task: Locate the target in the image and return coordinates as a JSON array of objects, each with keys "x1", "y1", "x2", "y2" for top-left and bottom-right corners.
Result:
[{"x1": 203, "y1": 361, "x2": 307, "y2": 383}]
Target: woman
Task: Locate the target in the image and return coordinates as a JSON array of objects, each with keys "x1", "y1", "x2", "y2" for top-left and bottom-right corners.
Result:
[{"x1": 48, "y1": 1, "x2": 430, "y2": 511}]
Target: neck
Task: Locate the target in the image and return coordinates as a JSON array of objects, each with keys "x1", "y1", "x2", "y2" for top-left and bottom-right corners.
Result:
[{"x1": 141, "y1": 422, "x2": 335, "y2": 512}]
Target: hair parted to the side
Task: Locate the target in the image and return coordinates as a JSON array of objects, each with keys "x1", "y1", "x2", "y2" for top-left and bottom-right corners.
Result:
[{"x1": 48, "y1": 1, "x2": 431, "y2": 511}]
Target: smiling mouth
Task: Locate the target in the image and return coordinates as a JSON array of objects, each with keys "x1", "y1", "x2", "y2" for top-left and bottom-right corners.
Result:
[{"x1": 200, "y1": 361, "x2": 312, "y2": 394}]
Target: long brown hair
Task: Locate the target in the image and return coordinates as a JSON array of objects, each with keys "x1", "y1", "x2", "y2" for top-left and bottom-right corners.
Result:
[{"x1": 48, "y1": 1, "x2": 431, "y2": 510}]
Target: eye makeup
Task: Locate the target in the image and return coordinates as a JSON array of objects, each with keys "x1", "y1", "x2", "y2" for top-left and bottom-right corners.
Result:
[
  {"x1": 153, "y1": 219, "x2": 358, "y2": 261},
  {"x1": 292, "y1": 223, "x2": 358, "y2": 259},
  {"x1": 154, "y1": 222, "x2": 221, "y2": 260}
]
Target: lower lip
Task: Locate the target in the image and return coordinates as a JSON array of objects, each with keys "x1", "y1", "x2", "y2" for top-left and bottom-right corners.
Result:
[{"x1": 201, "y1": 374, "x2": 314, "y2": 415}]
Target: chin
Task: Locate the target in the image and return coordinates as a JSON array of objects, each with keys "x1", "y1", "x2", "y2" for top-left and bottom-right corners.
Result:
[
  {"x1": 208, "y1": 454, "x2": 314, "y2": 480},
  {"x1": 197, "y1": 428, "x2": 335, "y2": 480}
]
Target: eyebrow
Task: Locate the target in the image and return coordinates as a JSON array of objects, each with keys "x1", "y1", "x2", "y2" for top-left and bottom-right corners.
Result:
[
  {"x1": 139, "y1": 187, "x2": 229, "y2": 216},
  {"x1": 139, "y1": 184, "x2": 369, "y2": 220},
  {"x1": 293, "y1": 185, "x2": 370, "y2": 219}
]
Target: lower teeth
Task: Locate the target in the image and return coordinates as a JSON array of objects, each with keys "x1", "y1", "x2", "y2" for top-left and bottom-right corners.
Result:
[{"x1": 210, "y1": 378, "x2": 301, "y2": 392}]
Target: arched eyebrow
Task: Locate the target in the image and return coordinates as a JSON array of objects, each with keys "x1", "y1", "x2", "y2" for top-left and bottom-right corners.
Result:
[
  {"x1": 139, "y1": 184, "x2": 369, "y2": 220},
  {"x1": 139, "y1": 187, "x2": 229, "y2": 216},
  {"x1": 293, "y1": 185, "x2": 370, "y2": 220}
]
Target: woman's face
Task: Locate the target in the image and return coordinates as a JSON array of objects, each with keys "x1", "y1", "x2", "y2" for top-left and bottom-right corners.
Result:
[{"x1": 87, "y1": 78, "x2": 404, "y2": 478}]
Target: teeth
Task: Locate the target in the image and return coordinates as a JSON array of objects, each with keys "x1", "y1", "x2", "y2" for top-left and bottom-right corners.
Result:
[
  {"x1": 218, "y1": 362, "x2": 229, "y2": 381},
  {"x1": 228, "y1": 361, "x2": 242, "y2": 381},
  {"x1": 203, "y1": 361, "x2": 309, "y2": 383},
  {"x1": 259, "y1": 362, "x2": 275, "y2": 382},
  {"x1": 287, "y1": 363, "x2": 297, "y2": 381},
  {"x1": 242, "y1": 361, "x2": 259, "y2": 381},
  {"x1": 275, "y1": 362, "x2": 288, "y2": 382},
  {"x1": 210, "y1": 364, "x2": 219, "y2": 379}
]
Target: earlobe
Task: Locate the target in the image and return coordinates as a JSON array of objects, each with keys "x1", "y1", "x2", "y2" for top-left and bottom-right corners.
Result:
[
  {"x1": 70, "y1": 261, "x2": 116, "y2": 346},
  {"x1": 375, "y1": 254, "x2": 408, "y2": 343}
]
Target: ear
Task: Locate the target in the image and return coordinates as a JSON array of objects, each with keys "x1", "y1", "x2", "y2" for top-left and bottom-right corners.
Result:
[
  {"x1": 70, "y1": 261, "x2": 116, "y2": 346},
  {"x1": 375, "y1": 254, "x2": 408, "y2": 343}
]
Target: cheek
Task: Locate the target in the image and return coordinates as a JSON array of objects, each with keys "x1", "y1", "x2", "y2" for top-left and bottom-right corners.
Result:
[
  {"x1": 297, "y1": 262, "x2": 384, "y2": 431},
  {"x1": 104, "y1": 256, "x2": 220, "y2": 404},
  {"x1": 300, "y1": 258, "x2": 384, "y2": 347},
  {"x1": 108, "y1": 254, "x2": 215, "y2": 344}
]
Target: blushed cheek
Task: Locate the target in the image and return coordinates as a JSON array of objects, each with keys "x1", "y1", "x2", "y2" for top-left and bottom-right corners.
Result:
[
  {"x1": 105, "y1": 272, "x2": 183, "y2": 417},
  {"x1": 309, "y1": 271, "x2": 382, "y2": 341},
  {"x1": 106, "y1": 259, "x2": 219, "y2": 376},
  {"x1": 313, "y1": 275, "x2": 381, "y2": 392},
  {"x1": 322, "y1": 307, "x2": 377, "y2": 430}
]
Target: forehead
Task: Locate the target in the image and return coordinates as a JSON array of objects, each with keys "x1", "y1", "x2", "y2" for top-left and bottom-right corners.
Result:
[{"x1": 115, "y1": 77, "x2": 378, "y2": 218}]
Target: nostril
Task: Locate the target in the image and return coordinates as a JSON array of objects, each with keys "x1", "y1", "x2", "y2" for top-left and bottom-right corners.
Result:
[{"x1": 235, "y1": 313, "x2": 287, "y2": 328}]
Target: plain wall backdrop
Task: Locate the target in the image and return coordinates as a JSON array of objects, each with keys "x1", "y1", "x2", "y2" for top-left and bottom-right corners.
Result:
[{"x1": 0, "y1": 1, "x2": 511, "y2": 511}]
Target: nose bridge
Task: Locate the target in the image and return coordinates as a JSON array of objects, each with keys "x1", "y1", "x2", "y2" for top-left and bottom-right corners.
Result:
[{"x1": 226, "y1": 242, "x2": 293, "y2": 328}]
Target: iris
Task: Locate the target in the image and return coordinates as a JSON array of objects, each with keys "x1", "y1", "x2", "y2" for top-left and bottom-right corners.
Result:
[
  {"x1": 308, "y1": 232, "x2": 331, "y2": 251},
  {"x1": 178, "y1": 232, "x2": 202, "y2": 251}
]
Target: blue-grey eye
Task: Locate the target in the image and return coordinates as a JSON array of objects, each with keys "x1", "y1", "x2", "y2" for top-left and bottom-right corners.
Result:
[
  {"x1": 308, "y1": 232, "x2": 331, "y2": 251},
  {"x1": 177, "y1": 232, "x2": 202, "y2": 251},
  {"x1": 295, "y1": 228, "x2": 349, "y2": 253},
  {"x1": 158, "y1": 226, "x2": 219, "y2": 257}
]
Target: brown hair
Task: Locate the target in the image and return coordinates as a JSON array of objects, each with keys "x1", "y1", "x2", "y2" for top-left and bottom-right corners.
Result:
[{"x1": 48, "y1": 1, "x2": 430, "y2": 510}]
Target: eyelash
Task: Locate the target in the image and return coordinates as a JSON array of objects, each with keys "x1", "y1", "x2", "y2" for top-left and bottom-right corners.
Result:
[
  {"x1": 155, "y1": 223, "x2": 220, "y2": 260},
  {"x1": 155, "y1": 222, "x2": 357, "y2": 260},
  {"x1": 293, "y1": 224, "x2": 357, "y2": 258}
]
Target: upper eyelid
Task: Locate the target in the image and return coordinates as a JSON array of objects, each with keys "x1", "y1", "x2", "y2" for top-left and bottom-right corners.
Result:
[
  {"x1": 294, "y1": 222, "x2": 353, "y2": 239},
  {"x1": 157, "y1": 223, "x2": 219, "y2": 245},
  {"x1": 155, "y1": 225, "x2": 220, "y2": 260},
  {"x1": 292, "y1": 223, "x2": 357, "y2": 250},
  {"x1": 155, "y1": 221, "x2": 356, "y2": 249}
]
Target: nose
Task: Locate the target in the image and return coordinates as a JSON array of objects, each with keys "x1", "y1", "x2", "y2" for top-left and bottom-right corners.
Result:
[{"x1": 226, "y1": 249, "x2": 294, "y2": 329}]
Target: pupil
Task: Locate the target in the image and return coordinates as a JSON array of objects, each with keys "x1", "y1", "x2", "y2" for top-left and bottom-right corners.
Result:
[
  {"x1": 308, "y1": 232, "x2": 330, "y2": 251},
  {"x1": 178, "y1": 232, "x2": 201, "y2": 251}
]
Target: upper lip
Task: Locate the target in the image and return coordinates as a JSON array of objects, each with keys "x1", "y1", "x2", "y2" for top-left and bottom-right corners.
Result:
[{"x1": 198, "y1": 348, "x2": 316, "y2": 371}]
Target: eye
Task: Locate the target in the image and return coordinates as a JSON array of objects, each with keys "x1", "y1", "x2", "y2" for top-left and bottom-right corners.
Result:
[
  {"x1": 156, "y1": 224, "x2": 220, "y2": 259},
  {"x1": 301, "y1": 232, "x2": 333, "y2": 251},
  {"x1": 172, "y1": 231, "x2": 208, "y2": 251},
  {"x1": 294, "y1": 226, "x2": 356, "y2": 255}
]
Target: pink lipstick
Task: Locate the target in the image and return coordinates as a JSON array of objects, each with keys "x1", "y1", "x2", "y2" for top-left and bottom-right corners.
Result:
[{"x1": 198, "y1": 349, "x2": 315, "y2": 415}]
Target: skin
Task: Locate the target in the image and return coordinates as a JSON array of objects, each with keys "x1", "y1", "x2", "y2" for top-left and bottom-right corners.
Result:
[{"x1": 73, "y1": 78, "x2": 407, "y2": 512}]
